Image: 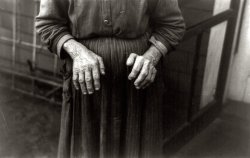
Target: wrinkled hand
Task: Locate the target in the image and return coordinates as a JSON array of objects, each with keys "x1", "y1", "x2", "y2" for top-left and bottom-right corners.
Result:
[
  {"x1": 126, "y1": 46, "x2": 162, "y2": 89},
  {"x1": 63, "y1": 39, "x2": 105, "y2": 95}
]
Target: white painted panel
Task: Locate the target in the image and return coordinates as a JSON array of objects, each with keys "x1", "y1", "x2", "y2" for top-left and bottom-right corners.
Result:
[
  {"x1": 200, "y1": 0, "x2": 231, "y2": 108},
  {"x1": 228, "y1": 0, "x2": 250, "y2": 103}
]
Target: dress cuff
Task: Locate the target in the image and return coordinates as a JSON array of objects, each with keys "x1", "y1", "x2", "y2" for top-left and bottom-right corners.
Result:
[
  {"x1": 149, "y1": 36, "x2": 168, "y2": 56},
  {"x1": 54, "y1": 33, "x2": 74, "y2": 59}
]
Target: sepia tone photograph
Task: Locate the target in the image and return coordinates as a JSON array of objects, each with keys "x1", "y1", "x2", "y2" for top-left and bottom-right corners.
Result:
[{"x1": 0, "y1": 0, "x2": 249, "y2": 157}]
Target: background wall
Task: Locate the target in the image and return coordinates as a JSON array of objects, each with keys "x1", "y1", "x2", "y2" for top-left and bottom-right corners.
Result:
[
  {"x1": 228, "y1": 0, "x2": 250, "y2": 103},
  {"x1": 0, "y1": 0, "x2": 60, "y2": 74}
]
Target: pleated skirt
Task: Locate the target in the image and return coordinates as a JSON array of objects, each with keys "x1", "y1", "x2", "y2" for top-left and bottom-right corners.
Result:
[{"x1": 58, "y1": 34, "x2": 165, "y2": 158}]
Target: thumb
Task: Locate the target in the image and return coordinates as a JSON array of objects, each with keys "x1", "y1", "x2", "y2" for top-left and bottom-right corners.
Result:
[{"x1": 126, "y1": 53, "x2": 137, "y2": 66}]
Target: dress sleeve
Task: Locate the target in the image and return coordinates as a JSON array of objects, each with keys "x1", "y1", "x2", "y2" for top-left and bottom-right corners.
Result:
[
  {"x1": 149, "y1": 0, "x2": 186, "y2": 56},
  {"x1": 35, "y1": 0, "x2": 74, "y2": 59}
]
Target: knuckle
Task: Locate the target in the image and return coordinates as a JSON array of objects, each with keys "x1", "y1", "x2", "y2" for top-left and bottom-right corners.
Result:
[
  {"x1": 82, "y1": 65, "x2": 88, "y2": 70},
  {"x1": 131, "y1": 53, "x2": 136, "y2": 56},
  {"x1": 144, "y1": 59, "x2": 150, "y2": 64},
  {"x1": 138, "y1": 56, "x2": 143, "y2": 60},
  {"x1": 95, "y1": 84, "x2": 100, "y2": 89},
  {"x1": 86, "y1": 83, "x2": 92, "y2": 87},
  {"x1": 85, "y1": 77, "x2": 92, "y2": 82},
  {"x1": 87, "y1": 85, "x2": 93, "y2": 89},
  {"x1": 82, "y1": 91, "x2": 87, "y2": 94},
  {"x1": 81, "y1": 89, "x2": 87, "y2": 93},
  {"x1": 150, "y1": 69, "x2": 155, "y2": 74},
  {"x1": 93, "y1": 74, "x2": 100, "y2": 80},
  {"x1": 142, "y1": 72, "x2": 147, "y2": 77},
  {"x1": 98, "y1": 56, "x2": 103, "y2": 61},
  {"x1": 93, "y1": 60, "x2": 98, "y2": 65},
  {"x1": 79, "y1": 69, "x2": 84, "y2": 74},
  {"x1": 79, "y1": 79, "x2": 84, "y2": 83},
  {"x1": 74, "y1": 67, "x2": 80, "y2": 73},
  {"x1": 133, "y1": 69, "x2": 139, "y2": 74},
  {"x1": 87, "y1": 50, "x2": 94, "y2": 54}
]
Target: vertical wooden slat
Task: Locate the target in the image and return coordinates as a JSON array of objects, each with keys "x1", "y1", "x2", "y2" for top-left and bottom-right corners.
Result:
[
  {"x1": 31, "y1": 0, "x2": 38, "y2": 94},
  {"x1": 11, "y1": 0, "x2": 17, "y2": 89},
  {"x1": 53, "y1": 55, "x2": 58, "y2": 77},
  {"x1": 188, "y1": 33, "x2": 203, "y2": 121}
]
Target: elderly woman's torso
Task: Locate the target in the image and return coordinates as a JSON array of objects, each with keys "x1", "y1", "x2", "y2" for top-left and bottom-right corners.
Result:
[{"x1": 61, "y1": 0, "x2": 159, "y2": 39}]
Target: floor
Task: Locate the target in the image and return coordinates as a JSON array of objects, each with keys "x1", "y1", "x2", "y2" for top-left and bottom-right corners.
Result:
[
  {"x1": 171, "y1": 101, "x2": 250, "y2": 158},
  {"x1": 0, "y1": 85, "x2": 250, "y2": 158},
  {"x1": 0, "y1": 86, "x2": 61, "y2": 158}
]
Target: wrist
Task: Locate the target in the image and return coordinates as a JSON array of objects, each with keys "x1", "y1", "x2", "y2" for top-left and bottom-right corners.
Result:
[
  {"x1": 63, "y1": 39, "x2": 86, "y2": 59},
  {"x1": 143, "y1": 45, "x2": 162, "y2": 66}
]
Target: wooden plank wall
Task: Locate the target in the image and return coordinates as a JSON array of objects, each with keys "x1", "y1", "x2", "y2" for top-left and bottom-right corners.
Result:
[{"x1": 0, "y1": 0, "x2": 59, "y2": 74}]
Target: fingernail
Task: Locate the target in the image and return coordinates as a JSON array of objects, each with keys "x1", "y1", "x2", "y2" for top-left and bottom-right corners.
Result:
[
  {"x1": 83, "y1": 92, "x2": 87, "y2": 95},
  {"x1": 95, "y1": 88, "x2": 100, "y2": 91},
  {"x1": 89, "y1": 92, "x2": 93, "y2": 94}
]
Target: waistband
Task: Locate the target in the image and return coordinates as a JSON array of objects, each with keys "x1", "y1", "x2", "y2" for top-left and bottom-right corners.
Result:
[{"x1": 76, "y1": 33, "x2": 150, "y2": 55}]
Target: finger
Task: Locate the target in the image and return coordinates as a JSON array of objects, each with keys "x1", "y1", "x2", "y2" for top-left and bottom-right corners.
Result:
[
  {"x1": 128, "y1": 56, "x2": 144, "y2": 80},
  {"x1": 85, "y1": 68, "x2": 94, "y2": 94},
  {"x1": 142, "y1": 80, "x2": 151, "y2": 89},
  {"x1": 73, "y1": 69, "x2": 80, "y2": 90},
  {"x1": 126, "y1": 53, "x2": 137, "y2": 66},
  {"x1": 78, "y1": 71, "x2": 87, "y2": 95},
  {"x1": 142, "y1": 68, "x2": 157, "y2": 89},
  {"x1": 92, "y1": 66, "x2": 101, "y2": 91},
  {"x1": 134, "y1": 60, "x2": 150, "y2": 88},
  {"x1": 151, "y1": 68, "x2": 157, "y2": 82},
  {"x1": 140, "y1": 65, "x2": 153, "y2": 88},
  {"x1": 97, "y1": 57, "x2": 105, "y2": 75}
]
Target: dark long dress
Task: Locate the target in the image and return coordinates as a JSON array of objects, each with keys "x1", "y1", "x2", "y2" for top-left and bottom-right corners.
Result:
[
  {"x1": 35, "y1": 0, "x2": 185, "y2": 157},
  {"x1": 58, "y1": 34, "x2": 165, "y2": 158}
]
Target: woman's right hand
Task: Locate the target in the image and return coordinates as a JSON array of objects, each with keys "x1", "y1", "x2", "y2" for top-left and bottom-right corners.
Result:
[{"x1": 63, "y1": 39, "x2": 105, "y2": 95}]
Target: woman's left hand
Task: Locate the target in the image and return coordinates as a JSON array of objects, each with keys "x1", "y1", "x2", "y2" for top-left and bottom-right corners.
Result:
[{"x1": 126, "y1": 45, "x2": 162, "y2": 89}]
